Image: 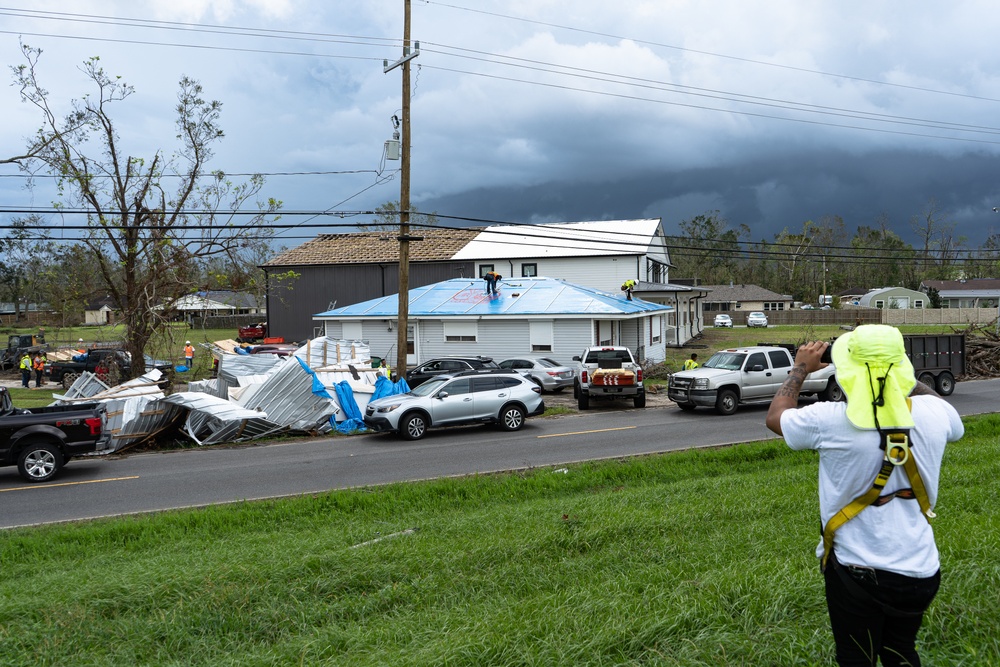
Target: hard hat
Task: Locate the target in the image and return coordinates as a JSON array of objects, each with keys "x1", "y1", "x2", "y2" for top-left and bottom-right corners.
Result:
[
  {"x1": 78, "y1": 338, "x2": 84, "y2": 343},
  {"x1": 185, "y1": 340, "x2": 191, "y2": 344}
]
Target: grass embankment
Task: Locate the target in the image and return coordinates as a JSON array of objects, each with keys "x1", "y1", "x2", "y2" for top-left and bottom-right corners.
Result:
[{"x1": 1, "y1": 415, "x2": 997, "y2": 666}]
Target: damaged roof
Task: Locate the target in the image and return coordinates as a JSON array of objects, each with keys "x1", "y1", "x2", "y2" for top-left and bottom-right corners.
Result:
[
  {"x1": 314, "y1": 276, "x2": 672, "y2": 319},
  {"x1": 263, "y1": 227, "x2": 482, "y2": 266}
]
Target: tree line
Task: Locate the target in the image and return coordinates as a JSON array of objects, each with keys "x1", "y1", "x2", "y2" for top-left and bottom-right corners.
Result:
[{"x1": 669, "y1": 208, "x2": 1000, "y2": 303}]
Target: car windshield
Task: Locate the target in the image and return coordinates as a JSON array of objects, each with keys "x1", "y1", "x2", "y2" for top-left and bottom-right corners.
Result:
[
  {"x1": 703, "y1": 352, "x2": 747, "y2": 371},
  {"x1": 716, "y1": 315, "x2": 731, "y2": 321},
  {"x1": 409, "y1": 377, "x2": 450, "y2": 397},
  {"x1": 537, "y1": 358, "x2": 559, "y2": 368}
]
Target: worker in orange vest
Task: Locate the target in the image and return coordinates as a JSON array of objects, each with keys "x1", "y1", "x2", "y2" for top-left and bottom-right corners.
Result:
[{"x1": 184, "y1": 341, "x2": 195, "y2": 368}]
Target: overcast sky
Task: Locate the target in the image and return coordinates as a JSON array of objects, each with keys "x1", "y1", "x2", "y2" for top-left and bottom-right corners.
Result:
[{"x1": 3, "y1": 1, "x2": 1000, "y2": 254}]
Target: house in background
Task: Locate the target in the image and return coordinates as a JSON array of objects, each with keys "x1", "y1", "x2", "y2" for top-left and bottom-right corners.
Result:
[
  {"x1": 920, "y1": 278, "x2": 1000, "y2": 308},
  {"x1": 84, "y1": 296, "x2": 117, "y2": 325},
  {"x1": 170, "y1": 290, "x2": 265, "y2": 324},
  {"x1": 314, "y1": 276, "x2": 674, "y2": 367},
  {"x1": 698, "y1": 284, "x2": 793, "y2": 320},
  {"x1": 265, "y1": 219, "x2": 704, "y2": 346},
  {"x1": 858, "y1": 287, "x2": 928, "y2": 309}
]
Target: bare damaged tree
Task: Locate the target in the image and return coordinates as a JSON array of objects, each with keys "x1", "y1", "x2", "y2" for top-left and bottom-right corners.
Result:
[{"x1": 9, "y1": 43, "x2": 280, "y2": 378}]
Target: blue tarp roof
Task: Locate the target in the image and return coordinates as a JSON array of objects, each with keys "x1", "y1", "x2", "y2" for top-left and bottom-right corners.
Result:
[{"x1": 315, "y1": 277, "x2": 673, "y2": 319}]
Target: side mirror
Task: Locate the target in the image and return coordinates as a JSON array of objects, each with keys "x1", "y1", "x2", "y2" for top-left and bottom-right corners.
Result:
[
  {"x1": 749, "y1": 364, "x2": 765, "y2": 372},
  {"x1": 572, "y1": 356, "x2": 581, "y2": 362},
  {"x1": 436, "y1": 391, "x2": 449, "y2": 399}
]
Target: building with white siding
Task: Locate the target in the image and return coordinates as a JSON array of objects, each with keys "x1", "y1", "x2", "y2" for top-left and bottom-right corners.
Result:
[
  {"x1": 266, "y1": 218, "x2": 706, "y2": 345},
  {"x1": 314, "y1": 277, "x2": 674, "y2": 368}
]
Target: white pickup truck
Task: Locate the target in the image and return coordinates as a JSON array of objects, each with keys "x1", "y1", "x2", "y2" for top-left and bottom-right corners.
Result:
[
  {"x1": 572, "y1": 346, "x2": 645, "y2": 410},
  {"x1": 667, "y1": 344, "x2": 841, "y2": 415}
]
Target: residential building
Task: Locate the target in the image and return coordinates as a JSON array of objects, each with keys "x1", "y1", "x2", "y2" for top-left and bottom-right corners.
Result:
[
  {"x1": 698, "y1": 284, "x2": 793, "y2": 316},
  {"x1": 921, "y1": 278, "x2": 1000, "y2": 308},
  {"x1": 858, "y1": 287, "x2": 928, "y2": 309},
  {"x1": 265, "y1": 219, "x2": 704, "y2": 345},
  {"x1": 314, "y1": 276, "x2": 674, "y2": 367},
  {"x1": 170, "y1": 290, "x2": 265, "y2": 324}
]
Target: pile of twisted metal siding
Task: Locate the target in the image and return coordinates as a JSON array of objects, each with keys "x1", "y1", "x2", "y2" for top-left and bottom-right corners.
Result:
[{"x1": 51, "y1": 337, "x2": 385, "y2": 452}]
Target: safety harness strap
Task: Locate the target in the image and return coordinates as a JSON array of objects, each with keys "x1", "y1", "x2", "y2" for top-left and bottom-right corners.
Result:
[
  {"x1": 821, "y1": 457, "x2": 895, "y2": 570},
  {"x1": 820, "y1": 425, "x2": 934, "y2": 571}
]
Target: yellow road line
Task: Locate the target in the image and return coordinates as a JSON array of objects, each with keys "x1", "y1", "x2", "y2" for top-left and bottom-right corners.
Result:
[
  {"x1": 538, "y1": 426, "x2": 637, "y2": 439},
  {"x1": 0, "y1": 475, "x2": 140, "y2": 492}
]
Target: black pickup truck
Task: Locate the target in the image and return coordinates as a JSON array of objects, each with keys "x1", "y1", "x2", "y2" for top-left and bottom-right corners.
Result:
[
  {"x1": 0, "y1": 387, "x2": 108, "y2": 482},
  {"x1": 48, "y1": 348, "x2": 174, "y2": 389}
]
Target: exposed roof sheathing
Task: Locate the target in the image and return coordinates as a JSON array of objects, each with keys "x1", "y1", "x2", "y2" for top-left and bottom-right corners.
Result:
[{"x1": 264, "y1": 228, "x2": 482, "y2": 266}]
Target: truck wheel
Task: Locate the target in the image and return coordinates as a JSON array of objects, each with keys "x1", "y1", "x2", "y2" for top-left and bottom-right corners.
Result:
[
  {"x1": 918, "y1": 372, "x2": 935, "y2": 390},
  {"x1": 935, "y1": 371, "x2": 955, "y2": 396},
  {"x1": 821, "y1": 379, "x2": 844, "y2": 402},
  {"x1": 498, "y1": 404, "x2": 525, "y2": 431},
  {"x1": 677, "y1": 402, "x2": 697, "y2": 411},
  {"x1": 578, "y1": 392, "x2": 590, "y2": 410},
  {"x1": 62, "y1": 372, "x2": 80, "y2": 390},
  {"x1": 715, "y1": 389, "x2": 738, "y2": 416},
  {"x1": 573, "y1": 382, "x2": 579, "y2": 399},
  {"x1": 17, "y1": 442, "x2": 63, "y2": 483},
  {"x1": 633, "y1": 393, "x2": 646, "y2": 408},
  {"x1": 399, "y1": 413, "x2": 428, "y2": 441}
]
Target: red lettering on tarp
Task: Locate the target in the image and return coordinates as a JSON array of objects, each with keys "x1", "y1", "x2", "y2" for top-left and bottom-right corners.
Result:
[{"x1": 451, "y1": 288, "x2": 491, "y2": 303}]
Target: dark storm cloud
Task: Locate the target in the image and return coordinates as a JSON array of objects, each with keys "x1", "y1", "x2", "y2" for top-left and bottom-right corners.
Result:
[{"x1": 417, "y1": 149, "x2": 1000, "y2": 248}]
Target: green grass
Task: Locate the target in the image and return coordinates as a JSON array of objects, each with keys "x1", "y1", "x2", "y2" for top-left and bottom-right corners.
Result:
[{"x1": 1, "y1": 414, "x2": 997, "y2": 666}]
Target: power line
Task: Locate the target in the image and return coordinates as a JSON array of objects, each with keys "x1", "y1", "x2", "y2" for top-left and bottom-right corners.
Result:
[
  {"x1": 424, "y1": 65, "x2": 1000, "y2": 146},
  {"x1": 3, "y1": 6, "x2": 996, "y2": 145},
  {"x1": 421, "y1": 0, "x2": 1000, "y2": 104}
]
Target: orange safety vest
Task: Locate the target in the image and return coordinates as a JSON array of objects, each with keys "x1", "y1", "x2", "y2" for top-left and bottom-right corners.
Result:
[
  {"x1": 33, "y1": 357, "x2": 45, "y2": 371},
  {"x1": 184, "y1": 345, "x2": 194, "y2": 358}
]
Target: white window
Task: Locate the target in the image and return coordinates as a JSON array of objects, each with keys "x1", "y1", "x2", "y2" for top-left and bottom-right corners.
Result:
[
  {"x1": 914, "y1": 300, "x2": 924, "y2": 308},
  {"x1": 529, "y1": 320, "x2": 553, "y2": 352},
  {"x1": 444, "y1": 320, "x2": 478, "y2": 342},
  {"x1": 875, "y1": 300, "x2": 885, "y2": 309},
  {"x1": 650, "y1": 315, "x2": 662, "y2": 344},
  {"x1": 342, "y1": 321, "x2": 363, "y2": 340}
]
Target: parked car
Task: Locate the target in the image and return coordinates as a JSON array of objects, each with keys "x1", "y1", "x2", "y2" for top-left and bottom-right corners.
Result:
[
  {"x1": 713, "y1": 314, "x2": 733, "y2": 328},
  {"x1": 497, "y1": 357, "x2": 575, "y2": 392},
  {"x1": 746, "y1": 312, "x2": 768, "y2": 328},
  {"x1": 363, "y1": 369, "x2": 545, "y2": 440},
  {"x1": 405, "y1": 356, "x2": 499, "y2": 388}
]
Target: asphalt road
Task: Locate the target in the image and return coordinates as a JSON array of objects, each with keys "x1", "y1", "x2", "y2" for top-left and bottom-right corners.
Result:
[{"x1": 2, "y1": 378, "x2": 997, "y2": 529}]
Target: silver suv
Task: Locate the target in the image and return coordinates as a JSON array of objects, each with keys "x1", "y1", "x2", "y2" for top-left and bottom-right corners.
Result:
[{"x1": 364, "y1": 369, "x2": 545, "y2": 440}]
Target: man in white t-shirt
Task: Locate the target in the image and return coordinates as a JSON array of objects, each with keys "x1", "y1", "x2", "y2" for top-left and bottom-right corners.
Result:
[{"x1": 766, "y1": 325, "x2": 963, "y2": 667}]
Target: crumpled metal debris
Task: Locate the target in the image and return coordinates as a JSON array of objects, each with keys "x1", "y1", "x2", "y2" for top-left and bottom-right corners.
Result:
[{"x1": 53, "y1": 337, "x2": 387, "y2": 450}]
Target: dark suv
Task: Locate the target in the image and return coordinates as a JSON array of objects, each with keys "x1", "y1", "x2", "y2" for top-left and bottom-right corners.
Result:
[{"x1": 405, "y1": 356, "x2": 499, "y2": 388}]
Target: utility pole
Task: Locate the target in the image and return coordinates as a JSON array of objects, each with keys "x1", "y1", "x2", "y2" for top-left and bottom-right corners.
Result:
[{"x1": 384, "y1": 0, "x2": 418, "y2": 379}]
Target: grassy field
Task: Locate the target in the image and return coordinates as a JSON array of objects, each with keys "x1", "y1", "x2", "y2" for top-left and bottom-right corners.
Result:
[{"x1": 0, "y1": 413, "x2": 997, "y2": 666}]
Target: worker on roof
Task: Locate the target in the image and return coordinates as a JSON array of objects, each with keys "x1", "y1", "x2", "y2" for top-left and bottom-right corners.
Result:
[
  {"x1": 621, "y1": 279, "x2": 637, "y2": 300},
  {"x1": 484, "y1": 270, "x2": 502, "y2": 296}
]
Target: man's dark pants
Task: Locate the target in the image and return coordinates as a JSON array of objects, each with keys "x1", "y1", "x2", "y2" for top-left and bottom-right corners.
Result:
[{"x1": 824, "y1": 553, "x2": 940, "y2": 666}]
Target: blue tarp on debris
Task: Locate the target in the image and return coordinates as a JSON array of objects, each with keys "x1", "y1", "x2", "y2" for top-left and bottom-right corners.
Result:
[
  {"x1": 371, "y1": 375, "x2": 410, "y2": 400},
  {"x1": 333, "y1": 381, "x2": 367, "y2": 433},
  {"x1": 296, "y1": 357, "x2": 335, "y2": 399}
]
